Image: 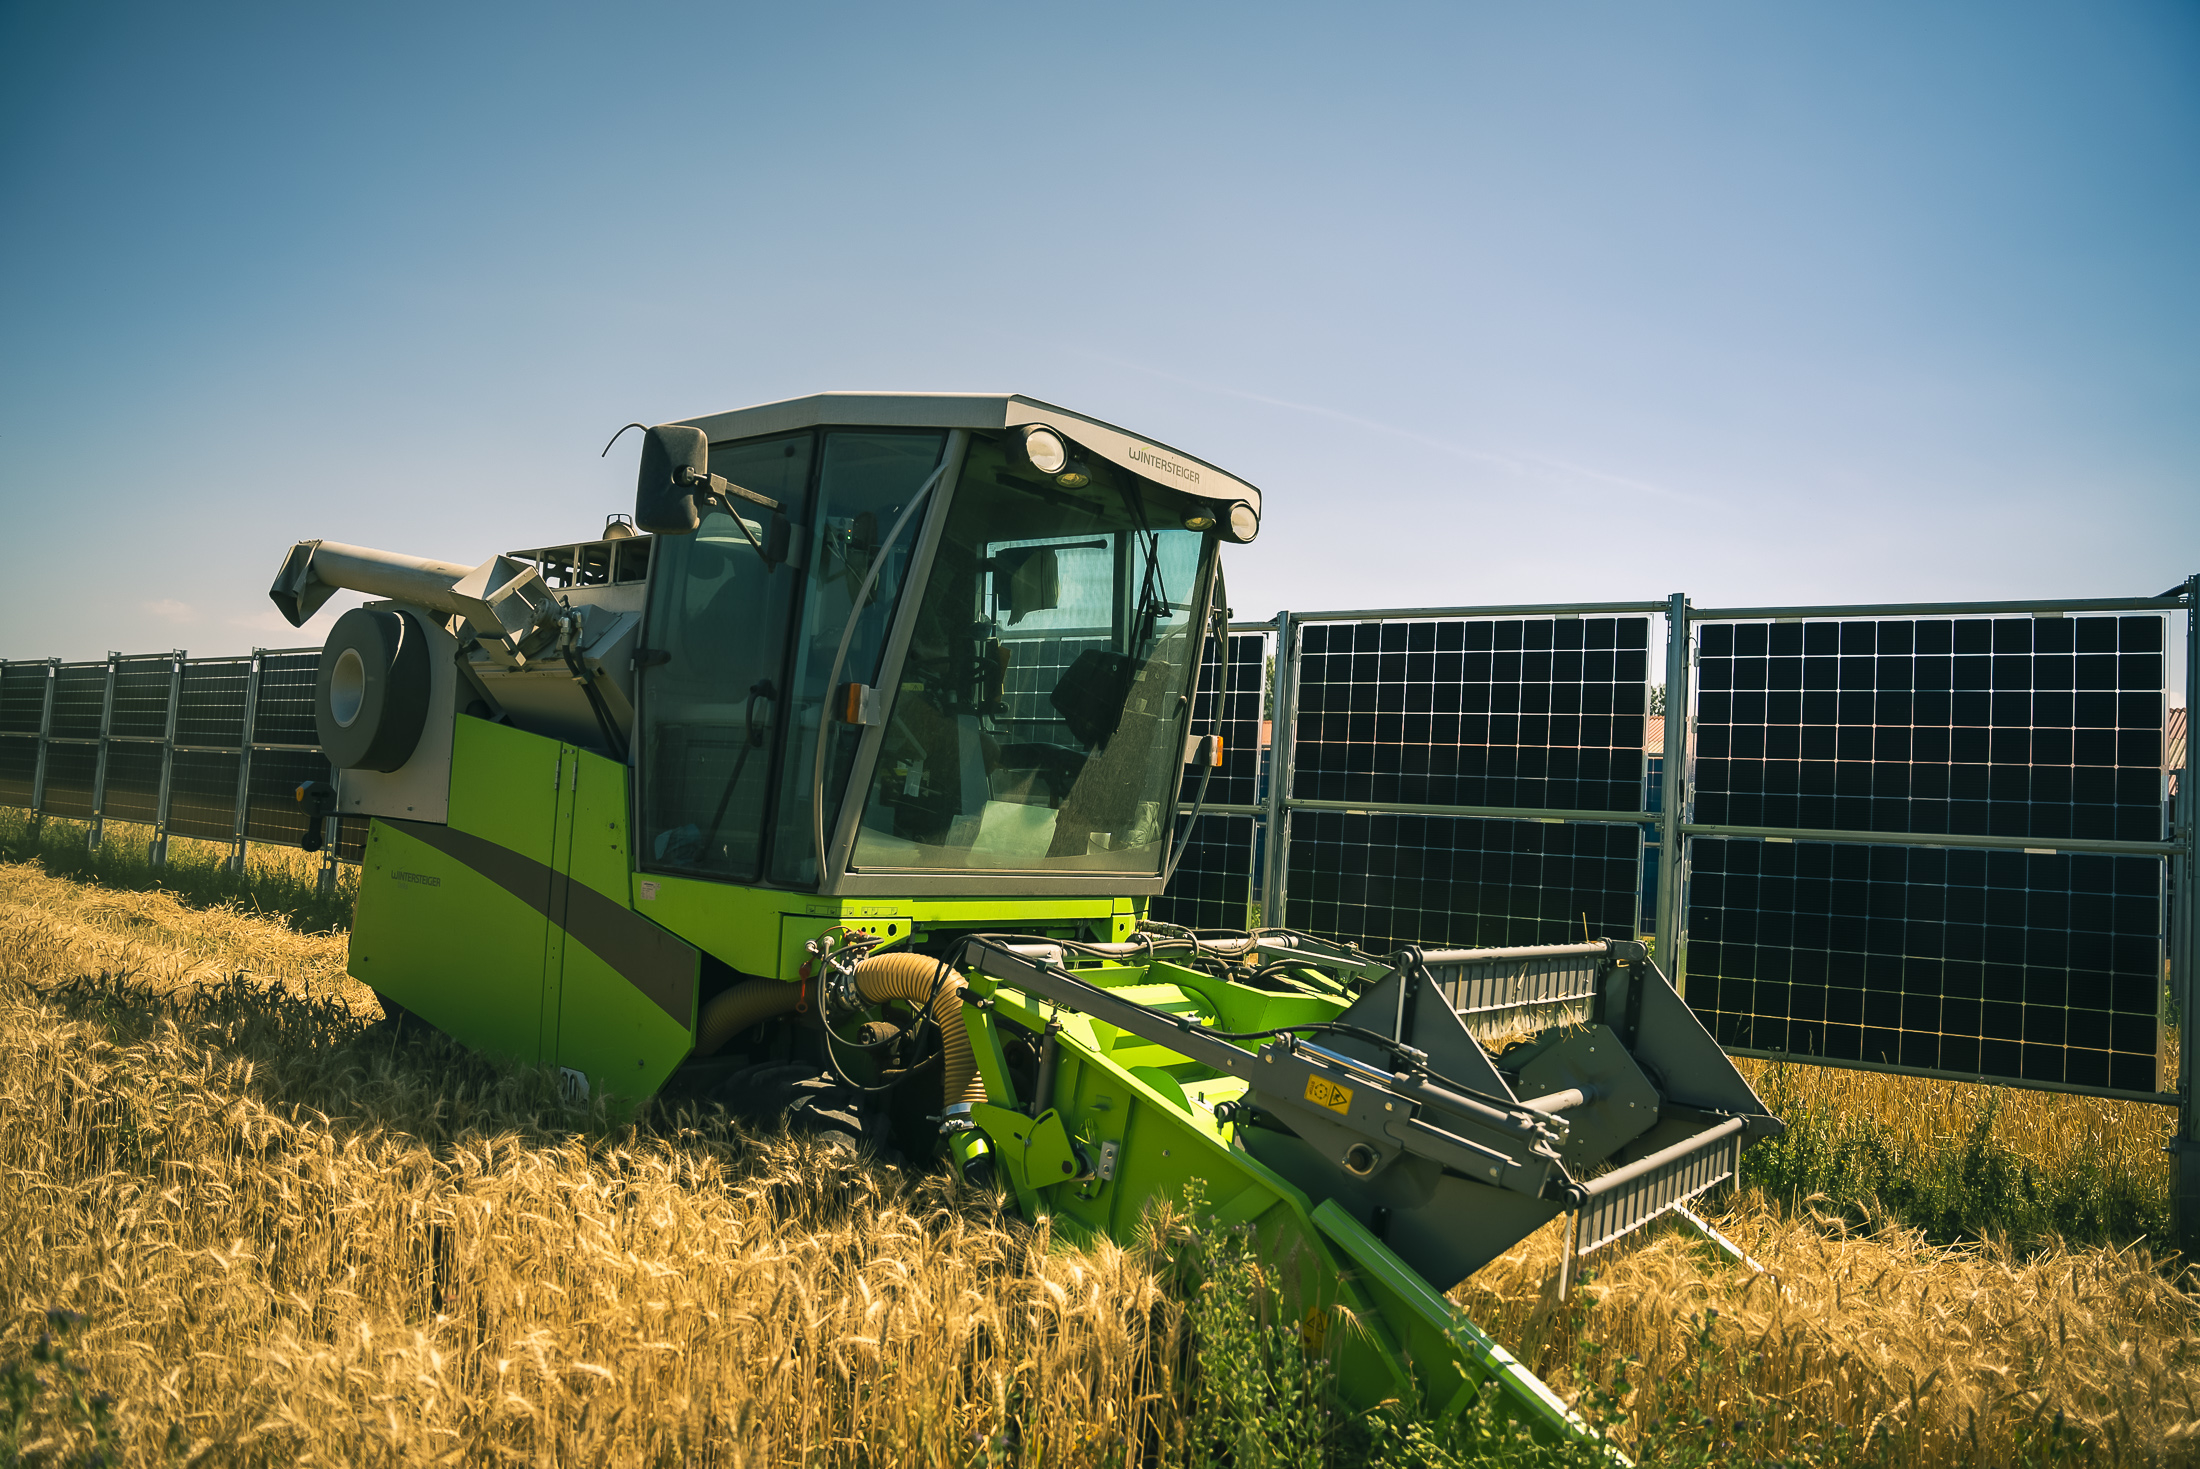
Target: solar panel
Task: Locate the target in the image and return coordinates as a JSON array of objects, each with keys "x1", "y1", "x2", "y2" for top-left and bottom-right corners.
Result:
[
  {"x1": 1287, "y1": 809, "x2": 1643, "y2": 955},
  {"x1": 1150, "y1": 811, "x2": 1258, "y2": 931},
  {"x1": 1292, "y1": 617, "x2": 1648, "y2": 813},
  {"x1": 1274, "y1": 615, "x2": 1651, "y2": 952},
  {"x1": 1687, "y1": 614, "x2": 2166, "y2": 1091}
]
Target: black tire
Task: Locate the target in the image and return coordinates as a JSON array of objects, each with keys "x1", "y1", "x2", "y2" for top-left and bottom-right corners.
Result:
[
  {"x1": 711, "y1": 1060, "x2": 895, "y2": 1159},
  {"x1": 316, "y1": 608, "x2": 432, "y2": 771}
]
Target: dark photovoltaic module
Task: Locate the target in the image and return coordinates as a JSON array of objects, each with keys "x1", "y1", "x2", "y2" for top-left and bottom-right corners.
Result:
[
  {"x1": 1148, "y1": 632, "x2": 1266, "y2": 930},
  {"x1": 1686, "y1": 615, "x2": 2167, "y2": 1091},
  {"x1": 1281, "y1": 617, "x2": 1652, "y2": 953}
]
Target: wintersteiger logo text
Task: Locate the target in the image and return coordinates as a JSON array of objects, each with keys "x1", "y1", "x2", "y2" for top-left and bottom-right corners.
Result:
[{"x1": 1129, "y1": 446, "x2": 1200, "y2": 484}]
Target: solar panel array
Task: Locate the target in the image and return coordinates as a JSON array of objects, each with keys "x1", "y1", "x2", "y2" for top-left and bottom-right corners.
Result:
[
  {"x1": 1686, "y1": 615, "x2": 2168, "y2": 1092},
  {"x1": 0, "y1": 652, "x2": 340, "y2": 858}
]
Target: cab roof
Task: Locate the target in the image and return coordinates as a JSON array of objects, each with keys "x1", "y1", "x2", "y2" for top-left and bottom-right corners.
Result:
[{"x1": 676, "y1": 391, "x2": 1260, "y2": 518}]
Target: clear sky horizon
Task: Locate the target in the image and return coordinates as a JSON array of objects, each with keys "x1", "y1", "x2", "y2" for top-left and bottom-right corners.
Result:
[{"x1": 3, "y1": 3, "x2": 2195, "y2": 688}]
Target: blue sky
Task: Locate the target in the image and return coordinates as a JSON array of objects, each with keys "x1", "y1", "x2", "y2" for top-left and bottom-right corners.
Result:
[{"x1": 3, "y1": 3, "x2": 2195, "y2": 681}]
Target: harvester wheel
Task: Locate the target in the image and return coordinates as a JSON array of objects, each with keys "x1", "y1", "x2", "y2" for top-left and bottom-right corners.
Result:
[{"x1": 710, "y1": 1061, "x2": 900, "y2": 1162}]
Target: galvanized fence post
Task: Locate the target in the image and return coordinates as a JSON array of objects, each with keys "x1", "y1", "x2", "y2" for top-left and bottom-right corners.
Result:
[
  {"x1": 29, "y1": 659, "x2": 57, "y2": 829},
  {"x1": 1261, "y1": 609, "x2": 1299, "y2": 930},
  {"x1": 1656, "y1": 593, "x2": 1692, "y2": 990},
  {"x1": 87, "y1": 651, "x2": 119, "y2": 851},
  {"x1": 228, "y1": 649, "x2": 265, "y2": 874},
  {"x1": 149, "y1": 651, "x2": 183, "y2": 869},
  {"x1": 2177, "y1": 577, "x2": 2200, "y2": 1261}
]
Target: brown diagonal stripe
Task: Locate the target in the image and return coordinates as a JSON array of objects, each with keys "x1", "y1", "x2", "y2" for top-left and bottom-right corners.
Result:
[{"x1": 383, "y1": 819, "x2": 695, "y2": 1028}]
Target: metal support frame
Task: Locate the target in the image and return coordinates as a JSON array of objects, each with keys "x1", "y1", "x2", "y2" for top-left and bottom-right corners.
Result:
[
  {"x1": 2177, "y1": 577, "x2": 2199, "y2": 1261},
  {"x1": 1656, "y1": 594, "x2": 1691, "y2": 990},
  {"x1": 86, "y1": 652, "x2": 119, "y2": 851},
  {"x1": 1260, "y1": 610, "x2": 1296, "y2": 927},
  {"x1": 227, "y1": 649, "x2": 265, "y2": 874},
  {"x1": 28, "y1": 660, "x2": 56, "y2": 820},
  {"x1": 149, "y1": 650, "x2": 184, "y2": 868}
]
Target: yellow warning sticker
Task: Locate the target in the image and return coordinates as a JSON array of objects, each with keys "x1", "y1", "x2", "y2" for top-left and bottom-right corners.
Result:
[{"x1": 1305, "y1": 1075, "x2": 1353, "y2": 1114}]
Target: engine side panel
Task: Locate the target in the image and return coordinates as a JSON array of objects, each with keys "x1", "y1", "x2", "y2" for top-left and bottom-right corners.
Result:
[{"x1": 552, "y1": 745, "x2": 698, "y2": 1106}]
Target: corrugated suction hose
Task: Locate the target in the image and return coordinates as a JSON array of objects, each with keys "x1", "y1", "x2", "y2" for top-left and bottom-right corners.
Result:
[
  {"x1": 691, "y1": 953, "x2": 984, "y2": 1112},
  {"x1": 695, "y1": 978, "x2": 804, "y2": 1056},
  {"x1": 852, "y1": 951, "x2": 986, "y2": 1109}
]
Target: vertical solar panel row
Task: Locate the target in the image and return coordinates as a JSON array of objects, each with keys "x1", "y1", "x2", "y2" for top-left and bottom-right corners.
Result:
[
  {"x1": 1282, "y1": 617, "x2": 1652, "y2": 954},
  {"x1": 0, "y1": 650, "x2": 345, "y2": 866},
  {"x1": 0, "y1": 664, "x2": 47, "y2": 810},
  {"x1": 1686, "y1": 615, "x2": 2168, "y2": 1093}
]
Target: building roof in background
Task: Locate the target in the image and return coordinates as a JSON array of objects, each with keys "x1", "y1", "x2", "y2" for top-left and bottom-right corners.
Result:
[
  {"x1": 1646, "y1": 715, "x2": 1664, "y2": 753},
  {"x1": 2171, "y1": 707, "x2": 2187, "y2": 770}
]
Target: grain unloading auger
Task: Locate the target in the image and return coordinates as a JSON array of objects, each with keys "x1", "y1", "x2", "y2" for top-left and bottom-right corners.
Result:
[{"x1": 265, "y1": 392, "x2": 1780, "y2": 1451}]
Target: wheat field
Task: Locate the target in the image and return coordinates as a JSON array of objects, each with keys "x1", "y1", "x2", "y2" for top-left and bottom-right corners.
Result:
[{"x1": 2, "y1": 844, "x2": 2197, "y2": 1466}]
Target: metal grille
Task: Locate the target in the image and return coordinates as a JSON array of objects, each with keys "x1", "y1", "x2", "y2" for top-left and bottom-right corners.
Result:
[
  {"x1": 1292, "y1": 617, "x2": 1648, "y2": 813},
  {"x1": 1423, "y1": 944, "x2": 1606, "y2": 1026},
  {"x1": 1575, "y1": 1133, "x2": 1741, "y2": 1257},
  {"x1": 1150, "y1": 811, "x2": 1257, "y2": 931},
  {"x1": 1285, "y1": 811, "x2": 1643, "y2": 954}
]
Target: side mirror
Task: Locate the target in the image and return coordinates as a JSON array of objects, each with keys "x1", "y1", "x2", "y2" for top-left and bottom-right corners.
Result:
[
  {"x1": 996, "y1": 546, "x2": 1061, "y2": 625},
  {"x1": 635, "y1": 424, "x2": 711, "y2": 535}
]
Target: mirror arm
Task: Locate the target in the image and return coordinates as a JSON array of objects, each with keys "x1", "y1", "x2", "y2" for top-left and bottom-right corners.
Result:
[{"x1": 678, "y1": 466, "x2": 780, "y2": 512}]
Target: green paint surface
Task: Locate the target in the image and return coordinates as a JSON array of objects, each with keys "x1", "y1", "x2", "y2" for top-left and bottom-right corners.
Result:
[
  {"x1": 553, "y1": 745, "x2": 697, "y2": 1108},
  {"x1": 350, "y1": 817, "x2": 549, "y2": 1065}
]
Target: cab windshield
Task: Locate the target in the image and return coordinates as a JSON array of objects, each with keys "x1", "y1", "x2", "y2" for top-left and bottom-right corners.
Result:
[{"x1": 848, "y1": 433, "x2": 1214, "y2": 874}]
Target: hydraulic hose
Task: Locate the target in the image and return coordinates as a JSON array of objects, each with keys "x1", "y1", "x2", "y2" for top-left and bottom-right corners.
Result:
[
  {"x1": 851, "y1": 951, "x2": 985, "y2": 1109},
  {"x1": 694, "y1": 977, "x2": 805, "y2": 1057}
]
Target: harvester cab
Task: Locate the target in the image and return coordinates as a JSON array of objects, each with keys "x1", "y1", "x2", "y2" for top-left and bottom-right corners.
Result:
[{"x1": 270, "y1": 391, "x2": 1778, "y2": 1451}]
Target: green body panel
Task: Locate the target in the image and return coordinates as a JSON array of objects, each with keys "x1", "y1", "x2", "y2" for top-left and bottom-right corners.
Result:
[
  {"x1": 552, "y1": 746, "x2": 697, "y2": 1107},
  {"x1": 961, "y1": 958, "x2": 1608, "y2": 1448},
  {"x1": 351, "y1": 720, "x2": 702, "y2": 1108},
  {"x1": 354, "y1": 717, "x2": 1150, "y2": 1097},
  {"x1": 638, "y1": 868, "x2": 1140, "y2": 980},
  {"x1": 448, "y1": 717, "x2": 565, "y2": 865},
  {"x1": 351, "y1": 817, "x2": 553, "y2": 1065}
]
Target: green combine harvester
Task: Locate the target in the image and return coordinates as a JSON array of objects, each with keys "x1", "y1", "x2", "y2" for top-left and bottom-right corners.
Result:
[{"x1": 268, "y1": 392, "x2": 1780, "y2": 1451}]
